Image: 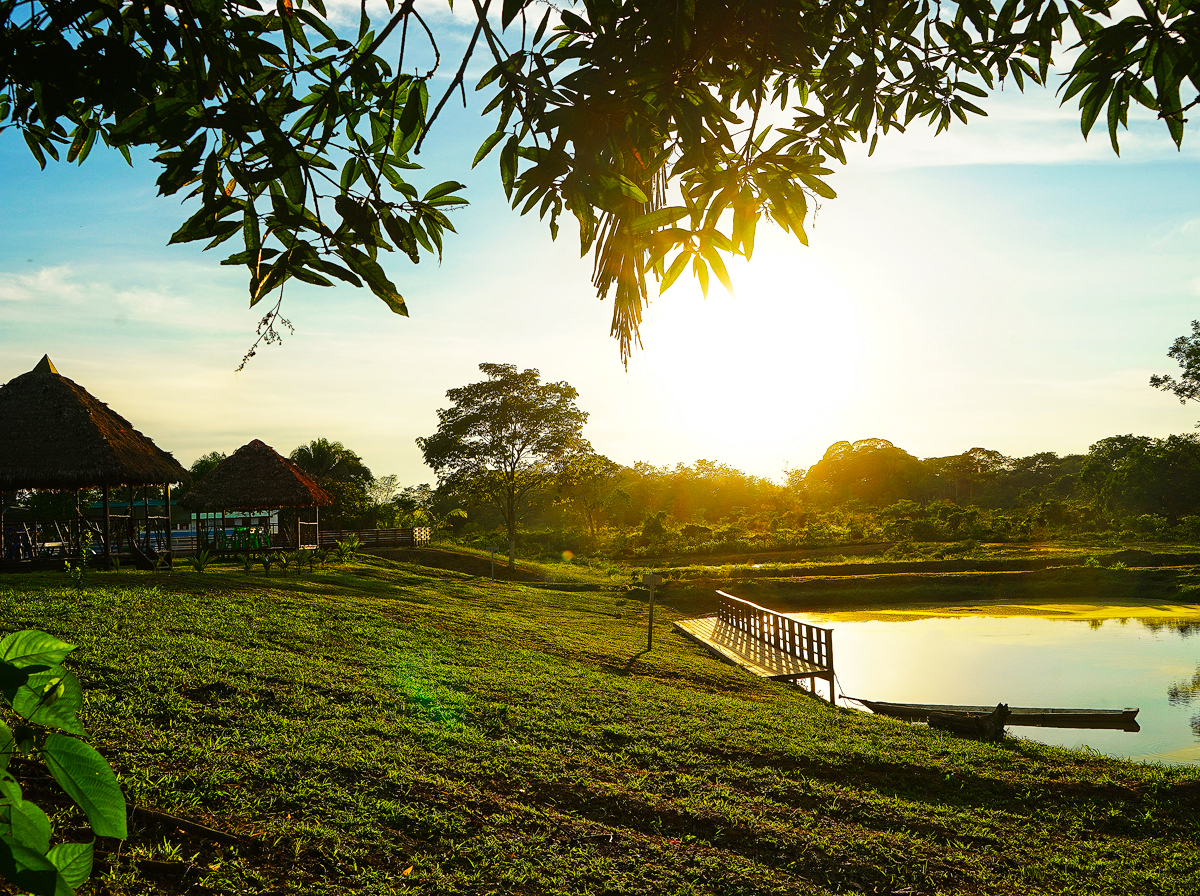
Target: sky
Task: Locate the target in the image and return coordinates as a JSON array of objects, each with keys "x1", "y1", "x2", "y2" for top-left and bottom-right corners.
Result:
[{"x1": 3, "y1": 16, "x2": 1200, "y2": 487}]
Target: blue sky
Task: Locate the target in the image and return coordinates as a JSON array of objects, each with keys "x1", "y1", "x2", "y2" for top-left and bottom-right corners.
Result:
[{"x1": 2, "y1": 44, "x2": 1199, "y2": 486}]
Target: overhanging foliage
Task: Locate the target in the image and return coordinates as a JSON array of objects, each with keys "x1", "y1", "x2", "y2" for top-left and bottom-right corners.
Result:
[{"x1": 3, "y1": 0, "x2": 1195, "y2": 361}]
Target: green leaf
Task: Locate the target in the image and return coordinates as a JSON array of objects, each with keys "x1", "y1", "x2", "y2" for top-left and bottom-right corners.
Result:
[
  {"x1": 659, "y1": 251, "x2": 690, "y2": 292},
  {"x1": 1, "y1": 631, "x2": 75, "y2": 668},
  {"x1": 473, "y1": 131, "x2": 506, "y2": 168},
  {"x1": 601, "y1": 175, "x2": 648, "y2": 204},
  {"x1": 0, "y1": 660, "x2": 31, "y2": 698},
  {"x1": 423, "y1": 181, "x2": 465, "y2": 201},
  {"x1": 0, "y1": 721, "x2": 13, "y2": 770},
  {"x1": 10, "y1": 671, "x2": 84, "y2": 736},
  {"x1": 797, "y1": 172, "x2": 837, "y2": 200},
  {"x1": 701, "y1": 245, "x2": 734, "y2": 294},
  {"x1": 501, "y1": 0, "x2": 523, "y2": 29},
  {"x1": 6, "y1": 798, "x2": 53, "y2": 854},
  {"x1": 341, "y1": 247, "x2": 408, "y2": 317},
  {"x1": 0, "y1": 834, "x2": 66, "y2": 896},
  {"x1": 397, "y1": 82, "x2": 428, "y2": 155},
  {"x1": 42, "y1": 735, "x2": 127, "y2": 839},
  {"x1": 47, "y1": 842, "x2": 93, "y2": 890},
  {"x1": 630, "y1": 207, "x2": 689, "y2": 234}
]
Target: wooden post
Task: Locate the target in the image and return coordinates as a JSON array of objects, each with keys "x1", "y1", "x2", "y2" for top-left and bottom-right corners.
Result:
[
  {"x1": 165, "y1": 483, "x2": 173, "y2": 557},
  {"x1": 143, "y1": 486, "x2": 151, "y2": 553},
  {"x1": 642, "y1": 573, "x2": 663, "y2": 651},
  {"x1": 102, "y1": 483, "x2": 111, "y2": 563},
  {"x1": 825, "y1": 632, "x2": 836, "y2": 706},
  {"x1": 127, "y1": 485, "x2": 135, "y2": 556}
]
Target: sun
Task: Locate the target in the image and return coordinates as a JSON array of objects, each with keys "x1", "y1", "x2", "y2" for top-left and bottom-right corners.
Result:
[{"x1": 626, "y1": 238, "x2": 874, "y2": 471}]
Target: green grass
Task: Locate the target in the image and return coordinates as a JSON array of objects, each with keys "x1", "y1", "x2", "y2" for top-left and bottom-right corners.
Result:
[{"x1": 3, "y1": 557, "x2": 1199, "y2": 895}]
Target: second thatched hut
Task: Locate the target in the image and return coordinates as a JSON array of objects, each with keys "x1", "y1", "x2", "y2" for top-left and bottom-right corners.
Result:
[{"x1": 177, "y1": 439, "x2": 333, "y2": 553}]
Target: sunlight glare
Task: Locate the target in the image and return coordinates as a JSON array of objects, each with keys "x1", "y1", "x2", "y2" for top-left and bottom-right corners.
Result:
[{"x1": 627, "y1": 238, "x2": 874, "y2": 473}]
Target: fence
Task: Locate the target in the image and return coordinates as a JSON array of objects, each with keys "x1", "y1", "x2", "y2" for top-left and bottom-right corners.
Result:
[
  {"x1": 318, "y1": 528, "x2": 432, "y2": 548},
  {"x1": 715, "y1": 590, "x2": 835, "y2": 702}
]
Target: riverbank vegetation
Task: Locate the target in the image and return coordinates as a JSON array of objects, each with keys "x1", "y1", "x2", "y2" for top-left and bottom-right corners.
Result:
[
  {"x1": 430, "y1": 434, "x2": 1200, "y2": 565},
  {"x1": 2, "y1": 557, "x2": 1198, "y2": 894}
]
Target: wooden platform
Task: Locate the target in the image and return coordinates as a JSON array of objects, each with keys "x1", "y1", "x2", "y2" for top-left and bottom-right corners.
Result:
[{"x1": 674, "y1": 614, "x2": 829, "y2": 681}]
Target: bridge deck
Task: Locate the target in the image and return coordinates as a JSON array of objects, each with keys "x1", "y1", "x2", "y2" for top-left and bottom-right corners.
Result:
[{"x1": 674, "y1": 615, "x2": 829, "y2": 681}]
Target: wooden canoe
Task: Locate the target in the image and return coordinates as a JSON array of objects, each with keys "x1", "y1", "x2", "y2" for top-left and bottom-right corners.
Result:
[{"x1": 855, "y1": 699, "x2": 1141, "y2": 731}]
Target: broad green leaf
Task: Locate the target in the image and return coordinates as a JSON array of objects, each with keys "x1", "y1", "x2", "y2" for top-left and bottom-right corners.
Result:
[
  {"x1": 11, "y1": 671, "x2": 85, "y2": 736},
  {"x1": 48, "y1": 842, "x2": 93, "y2": 889},
  {"x1": 0, "y1": 722, "x2": 13, "y2": 769},
  {"x1": 0, "y1": 772, "x2": 21, "y2": 804},
  {"x1": 6, "y1": 799, "x2": 52, "y2": 854},
  {"x1": 0, "y1": 660, "x2": 30, "y2": 699},
  {"x1": 0, "y1": 834, "x2": 66, "y2": 896},
  {"x1": 0, "y1": 632, "x2": 73, "y2": 668},
  {"x1": 42, "y1": 735, "x2": 127, "y2": 839}
]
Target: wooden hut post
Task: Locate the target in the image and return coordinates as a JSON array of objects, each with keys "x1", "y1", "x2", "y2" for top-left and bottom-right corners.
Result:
[
  {"x1": 102, "y1": 483, "x2": 111, "y2": 562},
  {"x1": 165, "y1": 483, "x2": 173, "y2": 555},
  {"x1": 127, "y1": 484, "x2": 135, "y2": 555},
  {"x1": 143, "y1": 486, "x2": 151, "y2": 553}
]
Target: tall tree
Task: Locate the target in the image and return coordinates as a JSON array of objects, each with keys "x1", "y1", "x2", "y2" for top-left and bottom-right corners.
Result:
[
  {"x1": 557, "y1": 453, "x2": 624, "y2": 539},
  {"x1": 417, "y1": 363, "x2": 589, "y2": 569},
  {"x1": 290, "y1": 438, "x2": 373, "y2": 483},
  {"x1": 1151, "y1": 320, "x2": 1200, "y2": 419},
  {"x1": 188, "y1": 451, "x2": 227, "y2": 483},
  {"x1": 805, "y1": 439, "x2": 927, "y2": 506},
  {"x1": 290, "y1": 438, "x2": 374, "y2": 526},
  {"x1": 4, "y1": 0, "x2": 1192, "y2": 362}
]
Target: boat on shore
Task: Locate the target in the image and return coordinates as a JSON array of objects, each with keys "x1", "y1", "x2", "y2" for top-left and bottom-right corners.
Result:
[{"x1": 852, "y1": 699, "x2": 1141, "y2": 731}]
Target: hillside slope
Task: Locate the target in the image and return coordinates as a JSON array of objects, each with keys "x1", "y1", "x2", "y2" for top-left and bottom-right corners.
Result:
[{"x1": 2, "y1": 557, "x2": 1198, "y2": 895}]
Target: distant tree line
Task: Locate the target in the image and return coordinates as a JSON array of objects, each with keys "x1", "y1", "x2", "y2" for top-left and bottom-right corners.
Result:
[{"x1": 434, "y1": 433, "x2": 1200, "y2": 561}]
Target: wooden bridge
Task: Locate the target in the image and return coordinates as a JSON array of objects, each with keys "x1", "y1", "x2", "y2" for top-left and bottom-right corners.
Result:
[{"x1": 674, "y1": 591, "x2": 836, "y2": 703}]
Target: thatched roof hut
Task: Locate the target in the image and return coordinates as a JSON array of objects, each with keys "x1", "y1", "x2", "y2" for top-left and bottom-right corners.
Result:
[
  {"x1": 0, "y1": 355, "x2": 189, "y2": 490},
  {"x1": 178, "y1": 440, "x2": 333, "y2": 511}
]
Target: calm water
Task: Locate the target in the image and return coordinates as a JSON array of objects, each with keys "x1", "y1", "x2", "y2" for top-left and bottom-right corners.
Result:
[{"x1": 790, "y1": 609, "x2": 1200, "y2": 765}]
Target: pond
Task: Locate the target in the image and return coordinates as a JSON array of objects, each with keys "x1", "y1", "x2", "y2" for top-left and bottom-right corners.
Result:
[{"x1": 789, "y1": 603, "x2": 1200, "y2": 765}]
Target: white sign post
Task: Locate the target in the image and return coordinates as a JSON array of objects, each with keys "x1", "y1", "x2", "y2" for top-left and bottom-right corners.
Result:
[{"x1": 642, "y1": 573, "x2": 663, "y2": 651}]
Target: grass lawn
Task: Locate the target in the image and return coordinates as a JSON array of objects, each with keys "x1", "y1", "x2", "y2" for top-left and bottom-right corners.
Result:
[{"x1": 2, "y1": 555, "x2": 1199, "y2": 895}]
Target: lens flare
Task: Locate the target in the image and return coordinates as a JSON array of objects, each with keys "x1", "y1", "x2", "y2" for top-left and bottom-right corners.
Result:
[{"x1": 561, "y1": 550, "x2": 575, "y2": 563}]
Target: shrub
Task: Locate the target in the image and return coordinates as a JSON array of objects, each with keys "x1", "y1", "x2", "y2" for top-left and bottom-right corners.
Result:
[
  {"x1": 186, "y1": 548, "x2": 213, "y2": 573},
  {"x1": 0, "y1": 629, "x2": 127, "y2": 895}
]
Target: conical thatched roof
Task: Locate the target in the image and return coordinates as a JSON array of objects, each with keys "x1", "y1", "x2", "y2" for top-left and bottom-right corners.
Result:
[
  {"x1": 0, "y1": 355, "x2": 189, "y2": 490},
  {"x1": 178, "y1": 439, "x2": 333, "y2": 511}
]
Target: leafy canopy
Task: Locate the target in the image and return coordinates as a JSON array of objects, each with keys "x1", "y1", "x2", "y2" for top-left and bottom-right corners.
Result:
[
  {"x1": 2, "y1": 0, "x2": 1196, "y2": 362},
  {"x1": 417, "y1": 362, "x2": 589, "y2": 562},
  {"x1": 1151, "y1": 319, "x2": 1200, "y2": 413}
]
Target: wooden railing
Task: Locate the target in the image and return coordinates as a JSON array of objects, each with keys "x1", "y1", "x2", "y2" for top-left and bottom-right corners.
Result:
[
  {"x1": 716, "y1": 590, "x2": 834, "y2": 680},
  {"x1": 318, "y1": 527, "x2": 431, "y2": 548}
]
